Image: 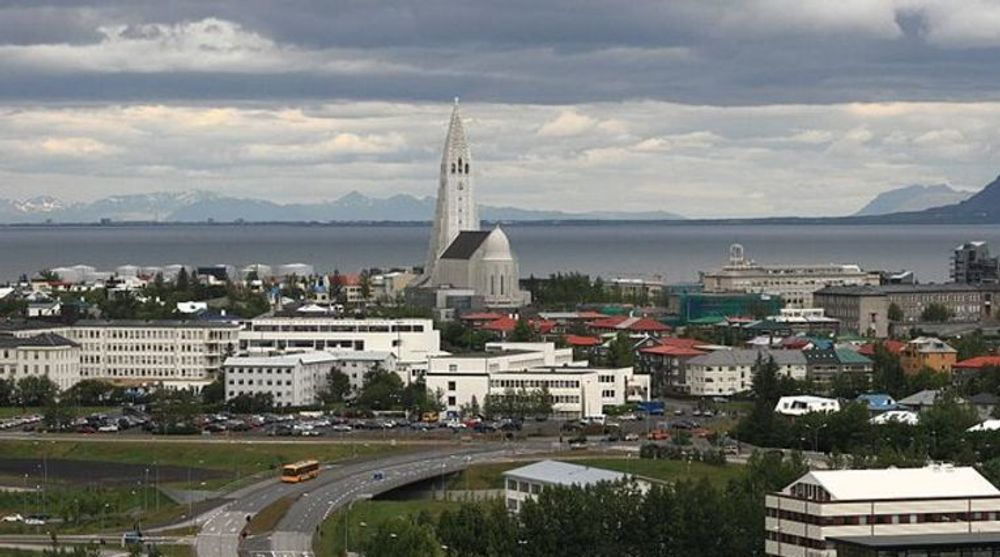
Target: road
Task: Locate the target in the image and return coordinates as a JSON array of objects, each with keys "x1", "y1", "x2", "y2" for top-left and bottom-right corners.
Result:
[{"x1": 194, "y1": 443, "x2": 530, "y2": 557}]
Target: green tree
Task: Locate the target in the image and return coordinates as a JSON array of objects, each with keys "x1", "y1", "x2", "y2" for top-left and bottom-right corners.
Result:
[
  {"x1": 356, "y1": 368, "x2": 404, "y2": 411},
  {"x1": 921, "y1": 303, "x2": 952, "y2": 322},
  {"x1": 175, "y1": 267, "x2": 190, "y2": 292},
  {"x1": 201, "y1": 375, "x2": 226, "y2": 406},
  {"x1": 0, "y1": 377, "x2": 16, "y2": 406},
  {"x1": 400, "y1": 380, "x2": 443, "y2": 416},
  {"x1": 225, "y1": 392, "x2": 274, "y2": 413},
  {"x1": 149, "y1": 389, "x2": 199, "y2": 433},
  {"x1": 954, "y1": 330, "x2": 990, "y2": 361},
  {"x1": 511, "y1": 318, "x2": 535, "y2": 342},
  {"x1": 363, "y1": 517, "x2": 443, "y2": 557},
  {"x1": 63, "y1": 379, "x2": 114, "y2": 406},
  {"x1": 606, "y1": 331, "x2": 634, "y2": 368},
  {"x1": 43, "y1": 399, "x2": 76, "y2": 431},
  {"x1": 888, "y1": 302, "x2": 904, "y2": 322},
  {"x1": 359, "y1": 269, "x2": 371, "y2": 302},
  {"x1": 17, "y1": 375, "x2": 59, "y2": 407},
  {"x1": 871, "y1": 343, "x2": 907, "y2": 397},
  {"x1": 319, "y1": 368, "x2": 352, "y2": 404}
]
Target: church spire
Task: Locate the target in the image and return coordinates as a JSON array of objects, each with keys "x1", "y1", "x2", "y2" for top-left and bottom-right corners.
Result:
[{"x1": 424, "y1": 99, "x2": 479, "y2": 279}]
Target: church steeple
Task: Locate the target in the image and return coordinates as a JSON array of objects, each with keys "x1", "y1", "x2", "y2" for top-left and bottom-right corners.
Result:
[{"x1": 424, "y1": 99, "x2": 479, "y2": 278}]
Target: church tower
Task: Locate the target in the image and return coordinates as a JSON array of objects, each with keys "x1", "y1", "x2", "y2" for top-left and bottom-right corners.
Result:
[{"x1": 424, "y1": 98, "x2": 479, "y2": 278}]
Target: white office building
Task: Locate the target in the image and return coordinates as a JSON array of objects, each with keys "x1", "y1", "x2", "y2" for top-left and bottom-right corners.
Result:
[
  {"x1": 238, "y1": 317, "x2": 440, "y2": 379},
  {"x1": 503, "y1": 460, "x2": 645, "y2": 512},
  {"x1": 702, "y1": 244, "x2": 880, "y2": 308},
  {"x1": 329, "y1": 351, "x2": 397, "y2": 393},
  {"x1": 765, "y1": 466, "x2": 1000, "y2": 557},
  {"x1": 2, "y1": 321, "x2": 240, "y2": 390},
  {"x1": 425, "y1": 342, "x2": 649, "y2": 419},
  {"x1": 685, "y1": 349, "x2": 807, "y2": 397},
  {"x1": 0, "y1": 333, "x2": 81, "y2": 391},
  {"x1": 223, "y1": 351, "x2": 337, "y2": 407}
]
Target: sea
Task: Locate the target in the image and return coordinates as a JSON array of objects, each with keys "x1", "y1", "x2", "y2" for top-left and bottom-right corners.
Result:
[{"x1": 1, "y1": 222, "x2": 999, "y2": 284}]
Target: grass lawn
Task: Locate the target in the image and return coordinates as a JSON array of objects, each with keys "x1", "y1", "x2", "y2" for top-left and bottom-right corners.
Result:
[
  {"x1": 152, "y1": 545, "x2": 196, "y2": 557},
  {"x1": 246, "y1": 496, "x2": 296, "y2": 535},
  {"x1": 314, "y1": 499, "x2": 460, "y2": 556},
  {"x1": 0, "y1": 439, "x2": 405, "y2": 483},
  {"x1": 449, "y1": 456, "x2": 744, "y2": 491}
]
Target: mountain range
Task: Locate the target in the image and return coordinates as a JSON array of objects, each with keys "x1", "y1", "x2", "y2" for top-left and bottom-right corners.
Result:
[
  {"x1": 852, "y1": 184, "x2": 972, "y2": 216},
  {"x1": 0, "y1": 191, "x2": 685, "y2": 224}
]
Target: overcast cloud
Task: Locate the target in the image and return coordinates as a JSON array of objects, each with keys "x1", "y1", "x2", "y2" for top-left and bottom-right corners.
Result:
[{"x1": 2, "y1": 0, "x2": 1000, "y2": 217}]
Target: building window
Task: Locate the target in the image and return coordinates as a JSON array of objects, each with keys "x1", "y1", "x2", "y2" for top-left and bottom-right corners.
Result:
[{"x1": 448, "y1": 381, "x2": 456, "y2": 391}]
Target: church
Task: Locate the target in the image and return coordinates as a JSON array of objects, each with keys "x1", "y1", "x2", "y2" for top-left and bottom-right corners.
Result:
[{"x1": 416, "y1": 100, "x2": 529, "y2": 310}]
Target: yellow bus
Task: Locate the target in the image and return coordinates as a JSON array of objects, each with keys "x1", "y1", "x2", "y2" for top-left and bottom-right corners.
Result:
[{"x1": 281, "y1": 459, "x2": 320, "y2": 483}]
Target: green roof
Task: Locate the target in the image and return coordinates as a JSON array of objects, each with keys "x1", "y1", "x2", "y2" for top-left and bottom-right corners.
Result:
[
  {"x1": 686, "y1": 315, "x2": 726, "y2": 325},
  {"x1": 835, "y1": 348, "x2": 872, "y2": 364}
]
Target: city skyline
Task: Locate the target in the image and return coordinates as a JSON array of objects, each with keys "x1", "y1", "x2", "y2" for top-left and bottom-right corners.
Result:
[{"x1": 2, "y1": 2, "x2": 1000, "y2": 217}]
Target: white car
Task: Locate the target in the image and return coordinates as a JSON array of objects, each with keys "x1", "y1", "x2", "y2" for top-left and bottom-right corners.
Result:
[
  {"x1": 2, "y1": 514, "x2": 23, "y2": 523},
  {"x1": 24, "y1": 517, "x2": 45, "y2": 526},
  {"x1": 446, "y1": 421, "x2": 466, "y2": 429},
  {"x1": 331, "y1": 424, "x2": 353, "y2": 432},
  {"x1": 98, "y1": 424, "x2": 119, "y2": 433}
]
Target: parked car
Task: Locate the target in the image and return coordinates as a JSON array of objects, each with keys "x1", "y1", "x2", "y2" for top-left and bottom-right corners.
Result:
[
  {"x1": 330, "y1": 424, "x2": 353, "y2": 432},
  {"x1": 2, "y1": 514, "x2": 23, "y2": 523},
  {"x1": 98, "y1": 424, "x2": 119, "y2": 433},
  {"x1": 624, "y1": 433, "x2": 640, "y2": 442},
  {"x1": 24, "y1": 516, "x2": 46, "y2": 526},
  {"x1": 673, "y1": 408, "x2": 684, "y2": 416}
]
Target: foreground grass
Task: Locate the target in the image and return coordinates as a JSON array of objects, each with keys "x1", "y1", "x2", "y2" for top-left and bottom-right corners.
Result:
[
  {"x1": 246, "y1": 496, "x2": 296, "y2": 535},
  {"x1": 449, "y1": 455, "x2": 743, "y2": 491},
  {"x1": 314, "y1": 499, "x2": 460, "y2": 556},
  {"x1": 0, "y1": 439, "x2": 405, "y2": 481}
]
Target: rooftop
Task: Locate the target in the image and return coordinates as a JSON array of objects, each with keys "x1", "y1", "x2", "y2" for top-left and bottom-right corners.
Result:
[
  {"x1": 503, "y1": 460, "x2": 628, "y2": 488},
  {"x1": 0, "y1": 332, "x2": 79, "y2": 348},
  {"x1": 440, "y1": 230, "x2": 493, "y2": 260},
  {"x1": 687, "y1": 348, "x2": 806, "y2": 367},
  {"x1": 785, "y1": 466, "x2": 999, "y2": 501},
  {"x1": 830, "y1": 532, "x2": 1000, "y2": 549},
  {"x1": 224, "y1": 351, "x2": 339, "y2": 367}
]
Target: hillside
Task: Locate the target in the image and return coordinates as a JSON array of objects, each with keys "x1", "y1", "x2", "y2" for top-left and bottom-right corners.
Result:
[{"x1": 853, "y1": 184, "x2": 971, "y2": 216}]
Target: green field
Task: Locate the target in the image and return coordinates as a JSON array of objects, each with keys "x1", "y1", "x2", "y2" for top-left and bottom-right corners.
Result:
[
  {"x1": 449, "y1": 455, "x2": 743, "y2": 490},
  {"x1": 314, "y1": 499, "x2": 460, "y2": 556},
  {"x1": 0, "y1": 439, "x2": 407, "y2": 482}
]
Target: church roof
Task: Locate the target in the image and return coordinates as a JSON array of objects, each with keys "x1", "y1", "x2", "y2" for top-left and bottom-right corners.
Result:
[{"x1": 440, "y1": 230, "x2": 492, "y2": 260}]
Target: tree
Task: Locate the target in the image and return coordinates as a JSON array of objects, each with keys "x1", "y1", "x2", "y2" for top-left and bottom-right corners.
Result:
[
  {"x1": 149, "y1": 389, "x2": 199, "y2": 433},
  {"x1": 0, "y1": 377, "x2": 16, "y2": 406},
  {"x1": 64, "y1": 379, "x2": 114, "y2": 406},
  {"x1": 888, "y1": 302, "x2": 904, "y2": 322},
  {"x1": 318, "y1": 368, "x2": 352, "y2": 404},
  {"x1": 359, "y1": 269, "x2": 371, "y2": 302},
  {"x1": 43, "y1": 400, "x2": 75, "y2": 431},
  {"x1": 175, "y1": 267, "x2": 190, "y2": 292},
  {"x1": 225, "y1": 392, "x2": 274, "y2": 413},
  {"x1": 363, "y1": 517, "x2": 443, "y2": 557},
  {"x1": 400, "y1": 380, "x2": 443, "y2": 416},
  {"x1": 606, "y1": 331, "x2": 634, "y2": 368},
  {"x1": 356, "y1": 368, "x2": 404, "y2": 411},
  {"x1": 954, "y1": 331, "x2": 990, "y2": 362},
  {"x1": 871, "y1": 343, "x2": 906, "y2": 397},
  {"x1": 201, "y1": 375, "x2": 226, "y2": 406},
  {"x1": 511, "y1": 318, "x2": 535, "y2": 342},
  {"x1": 921, "y1": 303, "x2": 952, "y2": 322},
  {"x1": 17, "y1": 376, "x2": 59, "y2": 407}
]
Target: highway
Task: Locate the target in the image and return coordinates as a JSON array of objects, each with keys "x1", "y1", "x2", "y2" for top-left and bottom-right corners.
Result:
[{"x1": 194, "y1": 443, "x2": 530, "y2": 557}]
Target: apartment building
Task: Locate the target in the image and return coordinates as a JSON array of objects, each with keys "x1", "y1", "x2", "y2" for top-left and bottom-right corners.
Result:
[
  {"x1": 684, "y1": 349, "x2": 807, "y2": 397},
  {"x1": 2, "y1": 320, "x2": 239, "y2": 390},
  {"x1": 0, "y1": 333, "x2": 81, "y2": 391},
  {"x1": 223, "y1": 351, "x2": 336, "y2": 407},
  {"x1": 765, "y1": 466, "x2": 1000, "y2": 557},
  {"x1": 701, "y1": 244, "x2": 879, "y2": 308}
]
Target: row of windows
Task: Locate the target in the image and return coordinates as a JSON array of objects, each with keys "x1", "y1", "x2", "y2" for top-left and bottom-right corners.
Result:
[
  {"x1": 490, "y1": 379, "x2": 580, "y2": 389},
  {"x1": 228, "y1": 379, "x2": 293, "y2": 387},
  {"x1": 247, "y1": 324, "x2": 424, "y2": 333},
  {"x1": 765, "y1": 531, "x2": 829, "y2": 551},
  {"x1": 768, "y1": 507, "x2": 1000, "y2": 525},
  {"x1": 506, "y1": 479, "x2": 543, "y2": 494},
  {"x1": 227, "y1": 367, "x2": 295, "y2": 375}
]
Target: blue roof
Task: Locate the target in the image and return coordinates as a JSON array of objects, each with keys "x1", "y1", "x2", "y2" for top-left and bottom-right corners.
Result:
[{"x1": 855, "y1": 393, "x2": 898, "y2": 411}]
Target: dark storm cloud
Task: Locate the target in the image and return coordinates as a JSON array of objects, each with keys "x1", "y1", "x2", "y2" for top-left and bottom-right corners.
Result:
[{"x1": 2, "y1": 0, "x2": 1000, "y2": 105}]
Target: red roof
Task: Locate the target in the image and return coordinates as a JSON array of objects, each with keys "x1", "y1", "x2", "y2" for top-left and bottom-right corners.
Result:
[
  {"x1": 330, "y1": 273, "x2": 361, "y2": 286},
  {"x1": 656, "y1": 337, "x2": 705, "y2": 350},
  {"x1": 575, "y1": 311, "x2": 607, "y2": 320},
  {"x1": 639, "y1": 344, "x2": 706, "y2": 358},
  {"x1": 954, "y1": 356, "x2": 1000, "y2": 370},
  {"x1": 588, "y1": 316, "x2": 670, "y2": 333},
  {"x1": 564, "y1": 335, "x2": 602, "y2": 347},
  {"x1": 857, "y1": 340, "x2": 906, "y2": 356},
  {"x1": 461, "y1": 312, "x2": 504, "y2": 321},
  {"x1": 482, "y1": 316, "x2": 518, "y2": 333},
  {"x1": 535, "y1": 320, "x2": 557, "y2": 335}
]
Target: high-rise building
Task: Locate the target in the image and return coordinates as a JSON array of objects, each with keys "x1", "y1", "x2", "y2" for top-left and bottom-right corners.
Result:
[{"x1": 952, "y1": 241, "x2": 1000, "y2": 284}]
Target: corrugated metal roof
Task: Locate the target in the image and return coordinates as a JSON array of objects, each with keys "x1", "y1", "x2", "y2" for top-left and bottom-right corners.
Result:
[
  {"x1": 503, "y1": 460, "x2": 627, "y2": 487},
  {"x1": 786, "y1": 466, "x2": 999, "y2": 501}
]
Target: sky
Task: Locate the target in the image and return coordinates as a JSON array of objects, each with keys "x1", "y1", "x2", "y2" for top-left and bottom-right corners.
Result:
[{"x1": 2, "y1": 1, "x2": 1000, "y2": 218}]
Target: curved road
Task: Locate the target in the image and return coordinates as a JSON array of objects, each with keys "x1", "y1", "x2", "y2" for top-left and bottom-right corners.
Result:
[{"x1": 195, "y1": 443, "x2": 535, "y2": 557}]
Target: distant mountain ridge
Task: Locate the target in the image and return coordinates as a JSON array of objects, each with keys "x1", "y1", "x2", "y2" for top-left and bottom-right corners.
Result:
[
  {"x1": 853, "y1": 184, "x2": 971, "y2": 216},
  {"x1": 0, "y1": 190, "x2": 685, "y2": 223}
]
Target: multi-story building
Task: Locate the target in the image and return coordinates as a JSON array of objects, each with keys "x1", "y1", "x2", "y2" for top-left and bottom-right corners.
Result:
[
  {"x1": 2, "y1": 320, "x2": 239, "y2": 390},
  {"x1": 765, "y1": 466, "x2": 1000, "y2": 557},
  {"x1": 424, "y1": 342, "x2": 649, "y2": 419},
  {"x1": 701, "y1": 244, "x2": 879, "y2": 309},
  {"x1": 684, "y1": 349, "x2": 807, "y2": 397},
  {"x1": 953, "y1": 241, "x2": 1000, "y2": 284},
  {"x1": 607, "y1": 276, "x2": 665, "y2": 302},
  {"x1": 664, "y1": 288, "x2": 784, "y2": 324},
  {"x1": 223, "y1": 351, "x2": 336, "y2": 407},
  {"x1": 330, "y1": 351, "x2": 396, "y2": 393},
  {"x1": 815, "y1": 283, "x2": 992, "y2": 337},
  {"x1": 502, "y1": 460, "x2": 642, "y2": 513},
  {"x1": 237, "y1": 317, "x2": 442, "y2": 382},
  {"x1": 803, "y1": 348, "x2": 874, "y2": 387},
  {"x1": 0, "y1": 333, "x2": 81, "y2": 391},
  {"x1": 900, "y1": 337, "x2": 958, "y2": 375}
]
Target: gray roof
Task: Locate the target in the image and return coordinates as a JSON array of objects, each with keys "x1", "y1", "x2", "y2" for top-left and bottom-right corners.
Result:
[
  {"x1": 969, "y1": 392, "x2": 1000, "y2": 405},
  {"x1": 503, "y1": 460, "x2": 627, "y2": 487},
  {"x1": 898, "y1": 389, "x2": 946, "y2": 407},
  {"x1": 73, "y1": 320, "x2": 241, "y2": 329},
  {"x1": 816, "y1": 283, "x2": 984, "y2": 297},
  {"x1": 830, "y1": 532, "x2": 1000, "y2": 548},
  {"x1": 440, "y1": 231, "x2": 492, "y2": 260},
  {"x1": 0, "y1": 333, "x2": 78, "y2": 348},
  {"x1": 687, "y1": 348, "x2": 806, "y2": 367}
]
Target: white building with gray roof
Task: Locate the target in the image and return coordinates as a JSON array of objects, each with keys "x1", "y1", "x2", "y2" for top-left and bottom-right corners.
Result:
[
  {"x1": 684, "y1": 348, "x2": 807, "y2": 396},
  {"x1": 503, "y1": 460, "x2": 646, "y2": 512}
]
